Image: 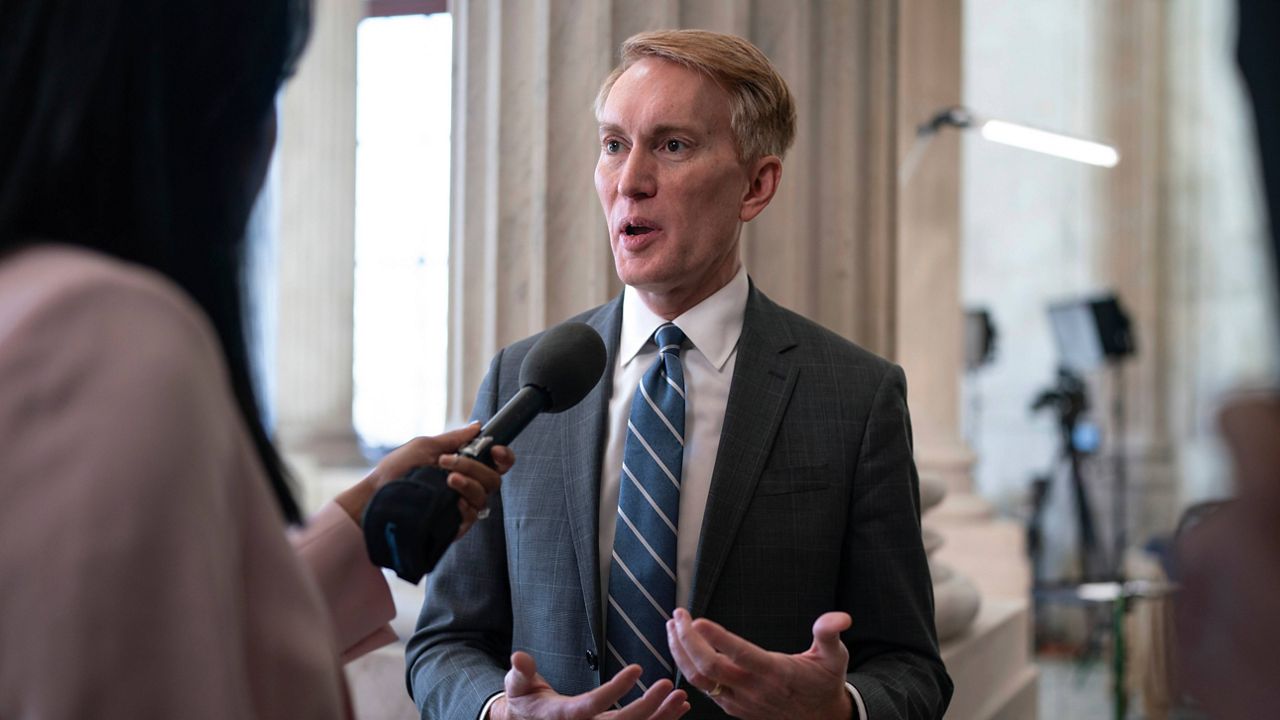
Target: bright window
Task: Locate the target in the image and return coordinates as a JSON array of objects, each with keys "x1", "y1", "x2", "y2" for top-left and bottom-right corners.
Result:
[{"x1": 352, "y1": 12, "x2": 452, "y2": 451}]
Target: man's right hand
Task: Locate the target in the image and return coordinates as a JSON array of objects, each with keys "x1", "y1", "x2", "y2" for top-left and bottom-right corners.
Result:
[{"x1": 491, "y1": 652, "x2": 689, "y2": 720}]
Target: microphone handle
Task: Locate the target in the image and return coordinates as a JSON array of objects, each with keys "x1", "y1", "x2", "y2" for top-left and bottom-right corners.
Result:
[{"x1": 460, "y1": 384, "x2": 550, "y2": 465}]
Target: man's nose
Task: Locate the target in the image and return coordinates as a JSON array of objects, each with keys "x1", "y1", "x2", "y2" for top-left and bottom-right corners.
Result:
[{"x1": 617, "y1": 149, "x2": 656, "y2": 198}]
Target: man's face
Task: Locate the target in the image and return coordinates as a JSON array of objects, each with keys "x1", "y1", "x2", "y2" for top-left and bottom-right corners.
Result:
[{"x1": 595, "y1": 58, "x2": 753, "y2": 312}]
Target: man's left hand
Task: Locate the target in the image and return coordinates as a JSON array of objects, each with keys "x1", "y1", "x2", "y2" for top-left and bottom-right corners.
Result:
[{"x1": 666, "y1": 608, "x2": 853, "y2": 720}]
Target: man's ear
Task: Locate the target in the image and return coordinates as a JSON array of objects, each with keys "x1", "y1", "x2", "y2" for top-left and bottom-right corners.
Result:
[{"x1": 740, "y1": 155, "x2": 782, "y2": 223}]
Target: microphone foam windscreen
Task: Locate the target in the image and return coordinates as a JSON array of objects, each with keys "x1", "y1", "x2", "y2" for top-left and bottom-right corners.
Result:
[{"x1": 519, "y1": 321, "x2": 607, "y2": 412}]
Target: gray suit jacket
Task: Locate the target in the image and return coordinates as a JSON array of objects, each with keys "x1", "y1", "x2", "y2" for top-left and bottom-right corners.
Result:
[{"x1": 407, "y1": 283, "x2": 952, "y2": 719}]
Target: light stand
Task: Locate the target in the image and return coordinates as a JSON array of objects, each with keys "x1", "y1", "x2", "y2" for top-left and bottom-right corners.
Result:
[
  {"x1": 1040, "y1": 294, "x2": 1140, "y2": 720},
  {"x1": 1110, "y1": 360, "x2": 1128, "y2": 581},
  {"x1": 1031, "y1": 368, "x2": 1106, "y2": 581},
  {"x1": 1047, "y1": 294, "x2": 1137, "y2": 581}
]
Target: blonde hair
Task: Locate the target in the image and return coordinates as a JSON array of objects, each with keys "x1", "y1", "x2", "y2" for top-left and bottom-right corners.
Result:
[{"x1": 594, "y1": 29, "x2": 797, "y2": 163}]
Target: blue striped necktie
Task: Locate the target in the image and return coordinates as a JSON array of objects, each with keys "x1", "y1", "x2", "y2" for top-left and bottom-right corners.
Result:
[{"x1": 605, "y1": 323, "x2": 686, "y2": 703}]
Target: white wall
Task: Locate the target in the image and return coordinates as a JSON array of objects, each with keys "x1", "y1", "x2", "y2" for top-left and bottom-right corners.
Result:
[{"x1": 961, "y1": 0, "x2": 1109, "y2": 511}]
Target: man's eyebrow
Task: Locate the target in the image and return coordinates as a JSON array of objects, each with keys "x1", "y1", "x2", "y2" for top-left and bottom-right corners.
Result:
[
  {"x1": 650, "y1": 123, "x2": 703, "y2": 138},
  {"x1": 597, "y1": 122, "x2": 705, "y2": 138}
]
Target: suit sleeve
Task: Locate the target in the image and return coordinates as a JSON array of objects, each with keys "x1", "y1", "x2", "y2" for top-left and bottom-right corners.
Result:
[
  {"x1": 405, "y1": 350, "x2": 515, "y2": 720},
  {"x1": 842, "y1": 364, "x2": 954, "y2": 718}
]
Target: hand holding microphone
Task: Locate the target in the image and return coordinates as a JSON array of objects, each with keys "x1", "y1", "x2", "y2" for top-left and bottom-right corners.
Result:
[
  {"x1": 340, "y1": 424, "x2": 514, "y2": 536},
  {"x1": 361, "y1": 321, "x2": 607, "y2": 583}
]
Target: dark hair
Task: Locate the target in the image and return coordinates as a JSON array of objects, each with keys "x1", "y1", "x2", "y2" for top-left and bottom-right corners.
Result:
[{"x1": 0, "y1": 0, "x2": 311, "y2": 523}]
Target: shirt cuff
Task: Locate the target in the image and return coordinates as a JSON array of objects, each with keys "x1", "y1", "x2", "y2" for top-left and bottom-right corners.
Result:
[
  {"x1": 479, "y1": 690, "x2": 505, "y2": 720},
  {"x1": 845, "y1": 681, "x2": 868, "y2": 720}
]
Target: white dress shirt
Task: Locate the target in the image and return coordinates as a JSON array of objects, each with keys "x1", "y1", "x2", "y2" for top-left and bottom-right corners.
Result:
[{"x1": 598, "y1": 265, "x2": 748, "y2": 610}]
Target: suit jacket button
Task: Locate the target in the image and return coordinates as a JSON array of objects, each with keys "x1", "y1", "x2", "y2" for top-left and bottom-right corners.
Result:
[{"x1": 585, "y1": 650, "x2": 599, "y2": 670}]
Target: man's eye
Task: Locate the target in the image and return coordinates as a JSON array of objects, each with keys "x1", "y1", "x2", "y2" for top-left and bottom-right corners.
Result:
[
  {"x1": 605, "y1": 140, "x2": 622, "y2": 153},
  {"x1": 665, "y1": 140, "x2": 685, "y2": 152}
]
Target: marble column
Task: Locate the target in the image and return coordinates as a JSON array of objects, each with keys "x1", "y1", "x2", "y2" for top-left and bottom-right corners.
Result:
[
  {"x1": 890, "y1": 16, "x2": 1037, "y2": 714},
  {"x1": 275, "y1": 0, "x2": 363, "y2": 463},
  {"x1": 745, "y1": 1, "x2": 900, "y2": 357},
  {"x1": 1095, "y1": 0, "x2": 1177, "y2": 553},
  {"x1": 1163, "y1": 0, "x2": 1278, "y2": 507},
  {"x1": 447, "y1": 0, "x2": 616, "y2": 422},
  {"x1": 447, "y1": 0, "x2": 900, "y2": 418},
  {"x1": 921, "y1": 475, "x2": 982, "y2": 642},
  {"x1": 895, "y1": 0, "x2": 976, "y2": 496},
  {"x1": 894, "y1": 0, "x2": 1030, "y2": 641}
]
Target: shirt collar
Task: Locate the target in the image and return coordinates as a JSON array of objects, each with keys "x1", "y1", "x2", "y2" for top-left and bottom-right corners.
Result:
[{"x1": 618, "y1": 264, "x2": 748, "y2": 371}]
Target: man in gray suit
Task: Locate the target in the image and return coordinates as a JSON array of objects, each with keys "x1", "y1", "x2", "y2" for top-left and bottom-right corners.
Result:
[{"x1": 408, "y1": 29, "x2": 951, "y2": 720}]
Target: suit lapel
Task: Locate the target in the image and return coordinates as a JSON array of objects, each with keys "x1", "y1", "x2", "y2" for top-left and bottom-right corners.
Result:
[
  {"x1": 560, "y1": 296, "x2": 623, "y2": 657},
  {"x1": 689, "y1": 285, "x2": 798, "y2": 618}
]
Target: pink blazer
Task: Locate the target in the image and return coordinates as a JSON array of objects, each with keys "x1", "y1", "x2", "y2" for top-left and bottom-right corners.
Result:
[{"x1": 0, "y1": 245, "x2": 394, "y2": 718}]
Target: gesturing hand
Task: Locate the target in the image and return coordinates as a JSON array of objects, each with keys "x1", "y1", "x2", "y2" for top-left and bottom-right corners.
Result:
[
  {"x1": 492, "y1": 651, "x2": 689, "y2": 720},
  {"x1": 666, "y1": 608, "x2": 854, "y2": 720}
]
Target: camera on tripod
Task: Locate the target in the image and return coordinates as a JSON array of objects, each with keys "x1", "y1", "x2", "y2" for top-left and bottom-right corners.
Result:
[
  {"x1": 1031, "y1": 369, "x2": 1087, "y2": 436},
  {"x1": 1029, "y1": 294, "x2": 1136, "y2": 586}
]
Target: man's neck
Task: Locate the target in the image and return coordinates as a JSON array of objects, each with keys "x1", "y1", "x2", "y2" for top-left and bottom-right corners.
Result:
[{"x1": 631, "y1": 262, "x2": 741, "y2": 320}]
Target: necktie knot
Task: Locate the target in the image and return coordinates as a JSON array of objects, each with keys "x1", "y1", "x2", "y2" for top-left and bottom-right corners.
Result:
[{"x1": 654, "y1": 323, "x2": 685, "y2": 356}]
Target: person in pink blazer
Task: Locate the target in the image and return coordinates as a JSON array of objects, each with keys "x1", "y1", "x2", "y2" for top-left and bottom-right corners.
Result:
[{"x1": 0, "y1": 1, "x2": 510, "y2": 717}]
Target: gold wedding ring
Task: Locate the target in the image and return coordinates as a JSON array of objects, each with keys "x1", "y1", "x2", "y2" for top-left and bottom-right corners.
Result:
[{"x1": 708, "y1": 682, "x2": 724, "y2": 698}]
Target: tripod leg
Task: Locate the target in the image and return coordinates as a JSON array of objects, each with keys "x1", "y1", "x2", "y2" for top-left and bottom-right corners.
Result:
[{"x1": 1070, "y1": 448, "x2": 1105, "y2": 580}]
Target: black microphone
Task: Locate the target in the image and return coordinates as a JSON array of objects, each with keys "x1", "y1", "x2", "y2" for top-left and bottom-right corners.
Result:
[
  {"x1": 362, "y1": 321, "x2": 607, "y2": 582},
  {"x1": 455, "y1": 321, "x2": 609, "y2": 466}
]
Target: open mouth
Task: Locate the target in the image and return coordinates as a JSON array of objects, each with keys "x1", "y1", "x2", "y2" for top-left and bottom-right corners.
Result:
[{"x1": 624, "y1": 224, "x2": 655, "y2": 236}]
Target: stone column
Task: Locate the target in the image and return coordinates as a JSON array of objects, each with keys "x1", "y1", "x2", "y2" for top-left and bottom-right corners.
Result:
[
  {"x1": 895, "y1": 0, "x2": 976, "y2": 496},
  {"x1": 447, "y1": 0, "x2": 901, "y2": 416},
  {"x1": 745, "y1": 1, "x2": 900, "y2": 357},
  {"x1": 275, "y1": 0, "x2": 363, "y2": 463},
  {"x1": 447, "y1": 0, "x2": 618, "y2": 422},
  {"x1": 1163, "y1": 0, "x2": 1278, "y2": 507},
  {"x1": 1096, "y1": 0, "x2": 1177, "y2": 553}
]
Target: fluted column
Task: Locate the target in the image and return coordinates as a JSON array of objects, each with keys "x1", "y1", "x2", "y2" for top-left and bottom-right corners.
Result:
[
  {"x1": 895, "y1": 0, "x2": 975, "y2": 494},
  {"x1": 745, "y1": 2, "x2": 900, "y2": 356},
  {"x1": 447, "y1": 0, "x2": 901, "y2": 418},
  {"x1": 275, "y1": 0, "x2": 362, "y2": 462},
  {"x1": 1163, "y1": 0, "x2": 1278, "y2": 509},
  {"x1": 1097, "y1": 0, "x2": 1176, "y2": 549},
  {"x1": 448, "y1": 0, "x2": 615, "y2": 422}
]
